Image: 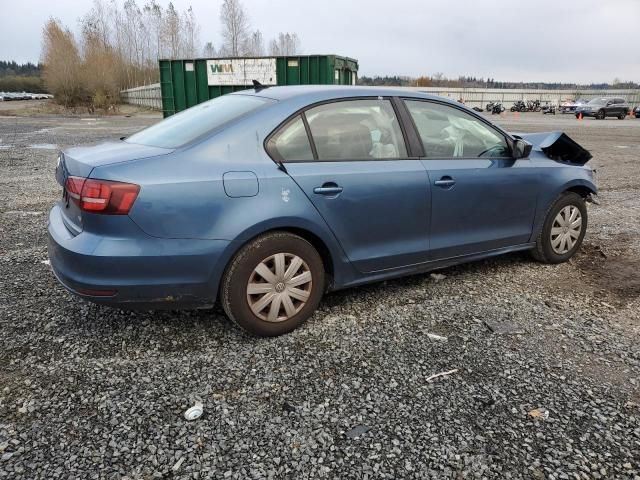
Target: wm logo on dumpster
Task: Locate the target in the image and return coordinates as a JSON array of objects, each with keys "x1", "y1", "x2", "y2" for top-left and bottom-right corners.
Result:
[{"x1": 210, "y1": 64, "x2": 234, "y2": 73}]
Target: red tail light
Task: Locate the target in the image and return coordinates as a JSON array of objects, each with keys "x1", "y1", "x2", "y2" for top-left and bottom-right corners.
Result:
[{"x1": 65, "y1": 176, "x2": 140, "y2": 215}]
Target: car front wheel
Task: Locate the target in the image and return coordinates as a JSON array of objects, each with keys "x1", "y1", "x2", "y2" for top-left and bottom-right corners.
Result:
[
  {"x1": 220, "y1": 232, "x2": 325, "y2": 336},
  {"x1": 597, "y1": 110, "x2": 606, "y2": 119},
  {"x1": 531, "y1": 192, "x2": 587, "y2": 264}
]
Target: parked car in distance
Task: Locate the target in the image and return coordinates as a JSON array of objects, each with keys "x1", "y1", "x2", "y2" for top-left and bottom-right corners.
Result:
[
  {"x1": 575, "y1": 97, "x2": 630, "y2": 119},
  {"x1": 48, "y1": 86, "x2": 596, "y2": 336},
  {"x1": 559, "y1": 98, "x2": 588, "y2": 114},
  {"x1": 634, "y1": 106, "x2": 640, "y2": 118}
]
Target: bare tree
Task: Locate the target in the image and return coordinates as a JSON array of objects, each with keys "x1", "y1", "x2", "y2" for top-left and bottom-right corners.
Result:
[
  {"x1": 41, "y1": 1, "x2": 217, "y2": 107},
  {"x1": 81, "y1": 26, "x2": 120, "y2": 108},
  {"x1": 220, "y1": 0, "x2": 250, "y2": 56},
  {"x1": 142, "y1": 1, "x2": 164, "y2": 63},
  {"x1": 244, "y1": 30, "x2": 264, "y2": 56},
  {"x1": 182, "y1": 6, "x2": 200, "y2": 57},
  {"x1": 268, "y1": 32, "x2": 301, "y2": 56},
  {"x1": 163, "y1": 2, "x2": 182, "y2": 59},
  {"x1": 41, "y1": 18, "x2": 85, "y2": 106},
  {"x1": 202, "y1": 41, "x2": 217, "y2": 57}
]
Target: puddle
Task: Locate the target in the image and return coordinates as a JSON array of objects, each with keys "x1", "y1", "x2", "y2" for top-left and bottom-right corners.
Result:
[
  {"x1": 0, "y1": 145, "x2": 11, "y2": 150},
  {"x1": 28, "y1": 144, "x2": 58, "y2": 150}
]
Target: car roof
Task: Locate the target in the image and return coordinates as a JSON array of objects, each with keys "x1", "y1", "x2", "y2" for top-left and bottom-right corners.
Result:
[{"x1": 231, "y1": 84, "x2": 458, "y2": 105}]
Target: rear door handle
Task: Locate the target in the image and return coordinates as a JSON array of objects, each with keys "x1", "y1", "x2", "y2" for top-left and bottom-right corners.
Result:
[
  {"x1": 434, "y1": 177, "x2": 456, "y2": 188},
  {"x1": 313, "y1": 184, "x2": 343, "y2": 195}
]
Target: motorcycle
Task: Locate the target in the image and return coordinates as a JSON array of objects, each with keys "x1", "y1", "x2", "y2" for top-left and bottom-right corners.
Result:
[
  {"x1": 527, "y1": 100, "x2": 542, "y2": 112},
  {"x1": 491, "y1": 102, "x2": 504, "y2": 114},
  {"x1": 541, "y1": 103, "x2": 556, "y2": 115},
  {"x1": 511, "y1": 100, "x2": 527, "y2": 112}
]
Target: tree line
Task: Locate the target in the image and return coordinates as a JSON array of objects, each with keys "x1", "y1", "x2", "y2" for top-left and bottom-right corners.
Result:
[
  {"x1": 0, "y1": 61, "x2": 45, "y2": 94},
  {"x1": 40, "y1": 0, "x2": 302, "y2": 108},
  {"x1": 358, "y1": 74, "x2": 640, "y2": 90}
]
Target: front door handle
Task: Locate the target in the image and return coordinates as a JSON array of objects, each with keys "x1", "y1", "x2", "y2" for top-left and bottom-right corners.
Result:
[
  {"x1": 434, "y1": 176, "x2": 456, "y2": 188},
  {"x1": 313, "y1": 184, "x2": 343, "y2": 195}
]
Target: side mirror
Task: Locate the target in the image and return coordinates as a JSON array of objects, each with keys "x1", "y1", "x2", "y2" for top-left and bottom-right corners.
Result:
[
  {"x1": 606, "y1": 101, "x2": 613, "y2": 106},
  {"x1": 513, "y1": 138, "x2": 533, "y2": 159}
]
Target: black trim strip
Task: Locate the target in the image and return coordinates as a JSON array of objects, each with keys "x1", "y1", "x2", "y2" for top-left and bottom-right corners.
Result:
[
  {"x1": 392, "y1": 96, "x2": 424, "y2": 157},
  {"x1": 300, "y1": 112, "x2": 318, "y2": 160}
]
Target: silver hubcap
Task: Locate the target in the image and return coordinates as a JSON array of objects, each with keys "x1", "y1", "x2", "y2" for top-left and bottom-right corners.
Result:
[
  {"x1": 550, "y1": 205, "x2": 582, "y2": 254},
  {"x1": 246, "y1": 253, "x2": 312, "y2": 322}
]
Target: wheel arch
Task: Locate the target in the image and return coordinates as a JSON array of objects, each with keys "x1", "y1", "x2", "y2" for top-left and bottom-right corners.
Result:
[
  {"x1": 529, "y1": 179, "x2": 596, "y2": 243},
  {"x1": 565, "y1": 183, "x2": 597, "y2": 199},
  {"x1": 210, "y1": 218, "x2": 345, "y2": 301}
]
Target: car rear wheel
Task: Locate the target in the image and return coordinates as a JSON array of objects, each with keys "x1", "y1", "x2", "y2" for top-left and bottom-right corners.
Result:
[
  {"x1": 220, "y1": 232, "x2": 325, "y2": 336},
  {"x1": 531, "y1": 192, "x2": 587, "y2": 264},
  {"x1": 618, "y1": 111, "x2": 626, "y2": 120}
]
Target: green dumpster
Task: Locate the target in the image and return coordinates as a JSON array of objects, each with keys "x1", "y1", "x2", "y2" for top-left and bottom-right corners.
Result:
[{"x1": 159, "y1": 55, "x2": 358, "y2": 117}]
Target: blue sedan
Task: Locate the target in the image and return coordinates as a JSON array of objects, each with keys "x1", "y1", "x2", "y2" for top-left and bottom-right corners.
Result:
[{"x1": 48, "y1": 86, "x2": 596, "y2": 336}]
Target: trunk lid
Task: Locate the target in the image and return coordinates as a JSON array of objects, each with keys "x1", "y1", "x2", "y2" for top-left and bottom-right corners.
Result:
[{"x1": 54, "y1": 141, "x2": 172, "y2": 234}]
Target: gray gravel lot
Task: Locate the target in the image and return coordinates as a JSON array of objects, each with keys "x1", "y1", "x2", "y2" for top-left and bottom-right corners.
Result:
[{"x1": 0, "y1": 108, "x2": 639, "y2": 479}]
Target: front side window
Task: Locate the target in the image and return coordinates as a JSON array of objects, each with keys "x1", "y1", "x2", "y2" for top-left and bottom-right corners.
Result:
[
  {"x1": 405, "y1": 100, "x2": 510, "y2": 158},
  {"x1": 266, "y1": 115, "x2": 314, "y2": 161},
  {"x1": 126, "y1": 94, "x2": 272, "y2": 149},
  {"x1": 305, "y1": 99, "x2": 407, "y2": 161}
]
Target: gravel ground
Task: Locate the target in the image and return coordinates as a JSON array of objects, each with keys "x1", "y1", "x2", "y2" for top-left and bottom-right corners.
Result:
[{"x1": 0, "y1": 109, "x2": 639, "y2": 479}]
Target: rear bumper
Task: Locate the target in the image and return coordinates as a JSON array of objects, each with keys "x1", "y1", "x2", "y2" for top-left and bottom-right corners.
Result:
[{"x1": 47, "y1": 204, "x2": 230, "y2": 308}]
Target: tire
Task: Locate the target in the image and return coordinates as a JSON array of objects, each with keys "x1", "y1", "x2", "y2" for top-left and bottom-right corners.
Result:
[
  {"x1": 220, "y1": 232, "x2": 325, "y2": 336},
  {"x1": 530, "y1": 192, "x2": 587, "y2": 264},
  {"x1": 597, "y1": 110, "x2": 606, "y2": 120},
  {"x1": 618, "y1": 111, "x2": 626, "y2": 120}
]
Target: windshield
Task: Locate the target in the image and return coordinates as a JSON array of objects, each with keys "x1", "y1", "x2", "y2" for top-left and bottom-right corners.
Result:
[
  {"x1": 125, "y1": 94, "x2": 272, "y2": 148},
  {"x1": 588, "y1": 98, "x2": 607, "y2": 105}
]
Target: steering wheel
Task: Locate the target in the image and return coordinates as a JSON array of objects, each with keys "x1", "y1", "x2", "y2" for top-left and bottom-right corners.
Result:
[{"x1": 476, "y1": 145, "x2": 505, "y2": 158}]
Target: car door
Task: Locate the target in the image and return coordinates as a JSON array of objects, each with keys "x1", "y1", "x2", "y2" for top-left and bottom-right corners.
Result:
[
  {"x1": 266, "y1": 98, "x2": 431, "y2": 273},
  {"x1": 402, "y1": 99, "x2": 539, "y2": 260}
]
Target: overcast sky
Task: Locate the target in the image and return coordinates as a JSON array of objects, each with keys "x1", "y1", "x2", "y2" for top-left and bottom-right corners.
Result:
[{"x1": 1, "y1": 0, "x2": 639, "y2": 83}]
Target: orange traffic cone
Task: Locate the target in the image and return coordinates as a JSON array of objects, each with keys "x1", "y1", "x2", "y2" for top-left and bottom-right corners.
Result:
[{"x1": 578, "y1": 112, "x2": 583, "y2": 120}]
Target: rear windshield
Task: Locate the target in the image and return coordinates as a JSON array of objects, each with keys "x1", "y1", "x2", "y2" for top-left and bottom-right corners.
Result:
[{"x1": 125, "y1": 94, "x2": 272, "y2": 148}]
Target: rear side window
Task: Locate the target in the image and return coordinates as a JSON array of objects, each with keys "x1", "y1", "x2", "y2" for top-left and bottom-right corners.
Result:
[
  {"x1": 266, "y1": 115, "x2": 314, "y2": 161},
  {"x1": 125, "y1": 94, "x2": 272, "y2": 149},
  {"x1": 405, "y1": 100, "x2": 510, "y2": 159},
  {"x1": 305, "y1": 99, "x2": 407, "y2": 161}
]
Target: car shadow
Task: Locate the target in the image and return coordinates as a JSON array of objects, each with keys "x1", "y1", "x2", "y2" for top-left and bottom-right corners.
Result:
[{"x1": 46, "y1": 250, "x2": 533, "y2": 353}]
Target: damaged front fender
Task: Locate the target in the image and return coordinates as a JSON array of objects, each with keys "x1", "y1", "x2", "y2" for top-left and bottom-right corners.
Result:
[{"x1": 514, "y1": 131, "x2": 592, "y2": 165}]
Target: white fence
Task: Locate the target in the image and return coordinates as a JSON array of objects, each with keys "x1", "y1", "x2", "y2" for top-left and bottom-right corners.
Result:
[
  {"x1": 120, "y1": 83, "x2": 640, "y2": 111},
  {"x1": 402, "y1": 87, "x2": 640, "y2": 108},
  {"x1": 120, "y1": 83, "x2": 162, "y2": 109}
]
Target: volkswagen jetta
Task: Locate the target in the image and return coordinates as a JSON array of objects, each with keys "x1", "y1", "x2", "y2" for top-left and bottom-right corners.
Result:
[{"x1": 48, "y1": 86, "x2": 596, "y2": 336}]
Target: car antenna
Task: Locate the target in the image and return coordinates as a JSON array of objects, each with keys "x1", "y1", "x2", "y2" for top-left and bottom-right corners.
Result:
[{"x1": 252, "y1": 79, "x2": 268, "y2": 91}]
